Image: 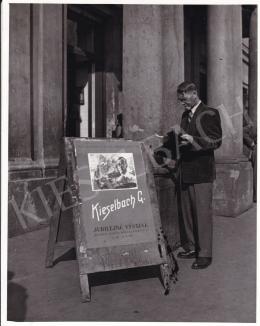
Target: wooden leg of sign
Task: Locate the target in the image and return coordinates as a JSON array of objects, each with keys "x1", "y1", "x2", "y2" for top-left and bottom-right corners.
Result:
[
  {"x1": 45, "y1": 204, "x2": 62, "y2": 268},
  {"x1": 79, "y1": 274, "x2": 91, "y2": 302},
  {"x1": 160, "y1": 263, "x2": 171, "y2": 295},
  {"x1": 45, "y1": 146, "x2": 66, "y2": 268}
]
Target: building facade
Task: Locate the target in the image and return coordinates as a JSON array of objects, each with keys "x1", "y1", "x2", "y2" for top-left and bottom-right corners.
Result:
[{"x1": 8, "y1": 4, "x2": 257, "y2": 236}]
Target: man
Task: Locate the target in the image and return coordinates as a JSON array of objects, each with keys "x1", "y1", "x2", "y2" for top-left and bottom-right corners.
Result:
[
  {"x1": 115, "y1": 157, "x2": 137, "y2": 188},
  {"x1": 176, "y1": 81, "x2": 222, "y2": 269}
]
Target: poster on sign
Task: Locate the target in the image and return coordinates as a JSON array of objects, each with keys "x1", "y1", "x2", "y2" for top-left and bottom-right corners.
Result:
[
  {"x1": 88, "y1": 153, "x2": 138, "y2": 191},
  {"x1": 74, "y1": 139, "x2": 157, "y2": 249}
]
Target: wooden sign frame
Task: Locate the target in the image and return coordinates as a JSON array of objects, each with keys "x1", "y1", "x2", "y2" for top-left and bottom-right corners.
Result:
[{"x1": 46, "y1": 138, "x2": 177, "y2": 302}]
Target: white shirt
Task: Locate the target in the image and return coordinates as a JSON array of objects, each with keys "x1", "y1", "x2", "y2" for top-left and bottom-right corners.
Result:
[{"x1": 190, "y1": 100, "x2": 201, "y2": 117}]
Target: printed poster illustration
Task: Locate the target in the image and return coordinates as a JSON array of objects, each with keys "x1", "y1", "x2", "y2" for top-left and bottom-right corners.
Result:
[{"x1": 88, "y1": 153, "x2": 138, "y2": 191}]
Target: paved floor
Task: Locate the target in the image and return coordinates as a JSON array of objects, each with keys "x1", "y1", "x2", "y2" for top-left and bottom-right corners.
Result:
[{"x1": 7, "y1": 205, "x2": 256, "y2": 322}]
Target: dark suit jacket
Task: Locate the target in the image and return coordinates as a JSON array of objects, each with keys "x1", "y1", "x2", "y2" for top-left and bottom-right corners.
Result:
[
  {"x1": 180, "y1": 102, "x2": 222, "y2": 184},
  {"x1": 243, "y1": 119, "x2": 257, "y2": 159}
]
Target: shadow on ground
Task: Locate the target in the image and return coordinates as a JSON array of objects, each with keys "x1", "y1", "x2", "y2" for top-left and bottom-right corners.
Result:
[{"x1": 8, "y1": 271, "x2": 28, "y2": 321}]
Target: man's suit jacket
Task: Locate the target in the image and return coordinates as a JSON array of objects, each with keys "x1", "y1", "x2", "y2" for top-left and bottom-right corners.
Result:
[
  {"x1": 180, "y1": 102, "x2": 222, "y2": 184},
  {"x1": 243, "y1": 115, "x2": 257, "y2": 159}
]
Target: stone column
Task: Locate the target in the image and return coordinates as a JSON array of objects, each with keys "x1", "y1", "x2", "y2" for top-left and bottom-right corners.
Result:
[
  {"x1": 8, "y1": 4, "x2": 66, "y2": 236},
  {"x1": 9, "y1": 4, "x2": 32, "y2": 162},
  {"x1": 207, "y1": 5, "x2": 243, "y2": 158},
  {"x1": 104, "y1": 11, "x2": 122, "y2": 138},
  {"x1": 42, "y1": 4, "x2": 64, "y2": 166},
  {"x1": 207, "y1": 5, "x2": 253, "y2": 216},
  {"x1": 161, "y1": 6, "x2": 184, "y2": 133},
  {"x1": 122, "y1": 5, "x2": 162, "y2": 140},
  {"x1": 248, "y1": 8, "x2": 257, "y2": 126},
  {"x1": 122, "y1": 5, "x2": 184, "y2": 244},
  {"x1": 122, "y1": 5, "x2": 184, "y2": 140}
]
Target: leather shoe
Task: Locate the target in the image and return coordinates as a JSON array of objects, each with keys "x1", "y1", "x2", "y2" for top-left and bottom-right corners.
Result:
[
  {"x1": 191, "y1": 257, "x2": 212, "y2": 269},
  {"x1": 177, "y1": 250, "x2": 196, "y2": 259}
]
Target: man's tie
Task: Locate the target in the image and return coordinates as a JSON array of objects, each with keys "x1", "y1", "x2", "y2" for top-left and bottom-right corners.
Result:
[{"x1": 188, "y1": 110, "x2": 193, "y2": 123}]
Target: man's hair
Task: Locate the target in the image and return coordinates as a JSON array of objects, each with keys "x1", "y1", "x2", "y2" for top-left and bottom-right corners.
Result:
[
  {"x1": 117, "y1": 157, "x2": 127, "y2": 166},
  {"x1": 177, "y1": 81, "x2": 197, "y2": 93}
]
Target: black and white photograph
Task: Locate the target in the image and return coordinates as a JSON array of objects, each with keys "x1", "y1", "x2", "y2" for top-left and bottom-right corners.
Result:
[
  {"x1": 88, "y1": 153, "x2": 138, "y2": 190},
  {"x1": 1, "y1": 0, "x2": 258, "y2": 324}
]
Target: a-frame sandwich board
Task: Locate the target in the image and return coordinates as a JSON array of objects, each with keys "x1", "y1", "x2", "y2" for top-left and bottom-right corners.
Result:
[{"x1": 46, "y1": 137, "x2": 176, "y2": 302}]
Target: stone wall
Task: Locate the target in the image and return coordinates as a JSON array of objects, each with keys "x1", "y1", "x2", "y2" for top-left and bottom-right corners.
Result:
[{"x1": 9, "y1": 4, "x2": 65, "y2": 236}]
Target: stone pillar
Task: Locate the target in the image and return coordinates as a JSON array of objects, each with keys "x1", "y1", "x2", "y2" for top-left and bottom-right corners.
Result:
[
  {"x1": 122, "y1": 5, "x2": 162, "y2": 140},
  {"x1": 42, "y1": 4, "x2": 64, "y2": 166},
  {"x1": 8, "y1": 4, "x2": 65, "y2": 236},
  {"x1": 104, "y1": 10, "x2": 123, "y2": 138},
  {"x1": 161, "y1": 6, "x2": 184, "y2": 133},
  {"x1": 248, "y1": 8, "x2": 257, "y2": 126},
  {"x1": 9, "y1": 4, "x2": 32, "y2": 162},
  {"x1": 207, "y1": 5, "x2": 253, "y2": 216},
  {"x1": 208, "y1": 5, "x2": 243, "y2": 158},
  {"x1": 122, "y1": 5, "x2": 184, "y2": 140}
]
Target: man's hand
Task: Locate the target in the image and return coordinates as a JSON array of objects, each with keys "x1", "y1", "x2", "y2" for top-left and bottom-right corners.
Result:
[{"x1": 180, "y1": 133, "x2": 193, "y2": 146}]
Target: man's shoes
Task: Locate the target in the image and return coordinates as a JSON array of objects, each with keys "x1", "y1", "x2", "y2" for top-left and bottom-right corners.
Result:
[
  {"x1": 177, "y1": 250, "x2": 196, "y2": 259},
  {"x1": 191, "y1": 257, "x2": 212, "y2": 269}
]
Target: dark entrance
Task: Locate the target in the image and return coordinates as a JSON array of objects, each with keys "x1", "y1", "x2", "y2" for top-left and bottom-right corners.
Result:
[
  {"x1": 66, "y1": 5, "x2": 107, "y2": 138},
  {"x1": 184, "y1": 5, "x2": 207, "y2": 103}
]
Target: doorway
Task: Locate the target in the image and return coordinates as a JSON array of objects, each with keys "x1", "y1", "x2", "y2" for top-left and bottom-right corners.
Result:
[
  {"x1": 184, "y1": 6, "x2": 207, "y2": 103},
  {"x1": 66, "y1": 5, "x2": 106, "y2": 138}
]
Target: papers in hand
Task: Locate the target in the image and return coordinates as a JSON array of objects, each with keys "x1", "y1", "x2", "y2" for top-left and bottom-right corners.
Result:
[{"x1": 154, "y1": 133, "x2": 164, "y2": 138}]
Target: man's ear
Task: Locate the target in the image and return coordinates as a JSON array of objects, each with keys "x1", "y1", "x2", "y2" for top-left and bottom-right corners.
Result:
[{"x1": 192, "y1": 91, "x2": 198, "y2": 99}]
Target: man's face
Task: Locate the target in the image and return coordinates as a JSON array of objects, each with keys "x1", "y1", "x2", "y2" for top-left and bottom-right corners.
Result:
[
  {"x1": 117, "y1": 158, "x2": 127, "y2": 174},
  {"x1": 177, "y1": 90, "x2": 197, "y2": 110}
]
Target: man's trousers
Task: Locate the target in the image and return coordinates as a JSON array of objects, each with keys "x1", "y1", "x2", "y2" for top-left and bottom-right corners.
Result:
[{"x1": 179, "y1": 182, "x2": 213, "y2": 258}]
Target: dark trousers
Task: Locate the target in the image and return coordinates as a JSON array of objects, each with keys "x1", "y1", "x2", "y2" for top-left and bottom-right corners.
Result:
[{"x1": 179, "y1": 182, "x2": 213, "y2": 257}]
